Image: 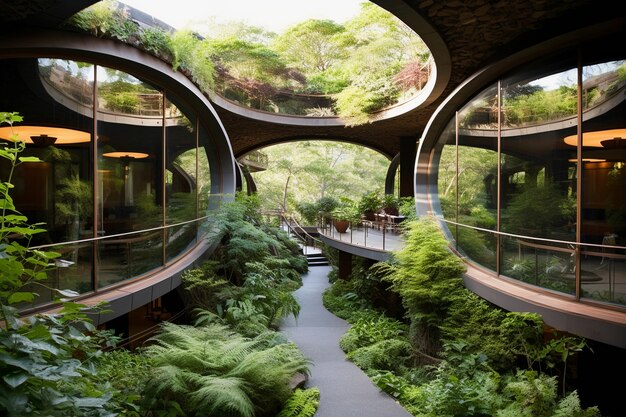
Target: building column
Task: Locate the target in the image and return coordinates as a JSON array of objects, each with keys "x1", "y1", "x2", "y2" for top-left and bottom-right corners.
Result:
[
  {"x1": 338, "y1": 250, "x2": 352, "y2": 280},
  {"x1": 384, "y1": 153, "x2": 401, "y2": 195},
  {"x1": 399, "y1": 135, "x2": 418, "y2": 198}
]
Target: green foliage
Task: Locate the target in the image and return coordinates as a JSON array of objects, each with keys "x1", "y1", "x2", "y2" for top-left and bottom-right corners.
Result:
[
  {"x1": 348, "y1": 338, "x2": 413, "y2": 373},
  {"x1": 272, "y1": 19, "x2": 346, "y2": 74},
  {"x1": 504, "y1": 85, "x2": 578, "y2": 126},
  {"x1": 321, "y1": 278, "x2": 371, "y2": 320},
  {"x1": 496, "y1": 371, "x2": 600, "y2": 417},
  {"x1": 206, "y1": 196, "x2": 307, "y2": 283},
  {"x1": 339, "y1": 313, "x2": 407, "y2": 353},
  {"x1": 168, "y1": 30, "x2": 215, "y2": 91},
  {"x1": 277, "y1": 387, "x2": 320, "y2": 417},
  {"x1": 0, "y1": 303, "x2": 126, "y2": 417},
  {"x1": 91, "y1": 349, "x2": 153, "y2": 416},
  {"x1": 379, "y1": 217, "x2": 466, "y2": 356},
  {"x1": 139, "y1": 26, "x2": 172, "y2": 57},
  {"x1": 180, "y1": 261, "x2": 235, "y2": 312},
  {"x1": 295, "y1": 201, "x2": 319, "y2": 225},
  {"x1": 0, "y1": 112, "x2": 64, "y2": 323},
  {"x1": 357, "y1": 191, "x2": 382, "y2": 215},
  {"x1": 66, "y1": 1, "x2": 430, "y2": 124},
  {"x1": 504, "y1": 180, "x2": 575, "y2": 237},
  {"x1": 142, "y1": 322, "x2": 310, "y2": 417},
  {"x1": 330, "y1": 198, "x2": 360, "y2": 222},
  {"x1": 65, "y1": 0, "x2": 117, "y2": 37}
]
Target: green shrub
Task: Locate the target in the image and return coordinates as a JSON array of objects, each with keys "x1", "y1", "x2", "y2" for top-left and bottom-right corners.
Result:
[
  {"x1": 142, "y1": 322, "x2": 310, "y2": 417},
  {"x1": 379, "y1": 217, "x2": 466, "y2": 356},
  {"x1": 277, "y1": 388, "x2": 320, "y2": 417},
  {"x1": 339, "y1": 314, "x2": 406, "y2": 353},
  {"x1": 348, "y1": 338, "x2": 413, "y2": 372}
]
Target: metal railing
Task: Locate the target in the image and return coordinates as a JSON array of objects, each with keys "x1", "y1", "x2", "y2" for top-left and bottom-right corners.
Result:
[
  {"x1": 279, "y1": 214, "x2": 323, "y2": 255},
  {"x1": 318, "y1": 215, "x2": 406, "y2": 253}
]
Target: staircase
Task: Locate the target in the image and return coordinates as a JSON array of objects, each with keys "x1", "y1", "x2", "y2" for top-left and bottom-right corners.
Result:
[{"x1": 306, "y1": 252, "x2": 329, "y2": 267}]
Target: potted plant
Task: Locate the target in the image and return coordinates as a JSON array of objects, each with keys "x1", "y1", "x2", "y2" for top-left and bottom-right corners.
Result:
[
  {"x1": 331, "y1": 199, "x2": 359, "y2": 233},
  {"x1": 381, "y1": 194, "x2": 400, "y2": 216},
  {"x1": 358, "y1": 192, "x2": 382, "y2": 221}
]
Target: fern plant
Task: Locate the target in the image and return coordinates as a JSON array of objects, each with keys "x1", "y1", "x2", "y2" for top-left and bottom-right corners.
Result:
[
  {"x1": 142, "y1": 322, "x2": 311, "y2": 417},
  {"x1": 277, "y1": 388, "x2": 320, "y2": 417}
]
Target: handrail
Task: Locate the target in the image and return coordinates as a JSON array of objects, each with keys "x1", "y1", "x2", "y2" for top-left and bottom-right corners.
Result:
[
  {"x1": 318, "y1": 214, "x2": 406, "y2": 253},
  {"x1": 279, "y1": 213, "x2": 323, "y2": 255}
]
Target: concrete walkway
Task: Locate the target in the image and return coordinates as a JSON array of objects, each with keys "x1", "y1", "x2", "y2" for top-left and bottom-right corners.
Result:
[{"x1": 281, "y1": 266, "x2": 413, "y2": 417}]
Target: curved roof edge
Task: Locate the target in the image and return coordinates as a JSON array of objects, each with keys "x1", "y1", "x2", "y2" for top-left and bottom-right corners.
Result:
[
  {"x1": 209, "y1": 0, "x2": 450, "y2": 127},
  {"x1": 0, "y1": 28, "x2": 237, "y2": 200},
  {"x1": 371, "y1": 0, "x2": 451, "y2": 108},
  {"x1": 413, "y1": 19, "x2": 626, "y2": 349}
]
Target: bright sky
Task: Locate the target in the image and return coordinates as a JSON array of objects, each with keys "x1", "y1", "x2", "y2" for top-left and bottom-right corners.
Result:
[{"x1": 121, "y1": 0, "x2": 366, "y2": 33}]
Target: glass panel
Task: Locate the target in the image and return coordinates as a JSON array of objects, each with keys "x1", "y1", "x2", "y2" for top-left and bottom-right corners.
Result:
[
  {"x1": 197, "y1": 125, "x2": 212, "y2": 236},
  {"x1": 38, "y1": 58, "x2": 94, "y2": 108},
  {"x1": 457, "y1": 224, "x2": 497, "y2": 271},
  {"x1": 0, "y1": 58, "x2": 96, "y2": 309},
  {"x1": 97, "y1": 66, "x2": 163, "y2": 286},
  {"x1": 500, "y1": 55, "x2": 577, "y2": 243},
  {"x1": 580, "y1": 246, "x2": 626, "y2": 307},
  {"x1": 165, "y1": 95, "x2": 197, "y2": 261},
  {"x1": 436, "y1": 120, "x2": 457, "y2": 222},
  {"x1": 15, "y1": 243, "x2": 94, "y2": 310},
  {"x1": 580, "y1": 60, "x2": 626, "y2": 245},
  {"x1": 99, "y1": 230, "x2": 163, "y2": 287},
  {"x1": 97, "y1": 67, "x2": 163, "y2": 116},
  {"x1": 580, "y1": 57, "x2": 626, "y2": 306},
  {"x1": 457, "y1": 84, "x2": 498, "y2": 231},
  {"x1": 452, "y1": 84, "x2": 498, "y2": 271},
  {"x1": 500, "y1": 235, "x2": 576, "y2": 296}
]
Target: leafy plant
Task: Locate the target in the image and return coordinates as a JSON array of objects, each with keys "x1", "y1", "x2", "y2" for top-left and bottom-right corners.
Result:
[
  {"x1": 0, "y1": 112, "x2": 138, "y2": 416},
  {"x1": 357, "y1": 191, "x2": 382, "y2": 217},
  {"x1": 277, "y1": 387, "x2": 320, "y2": 417},
  {"x1": 330, "y1": 198, "x2": 359, "y2": 222},
  {"x1": 142, "y1": 322, "x2": 310, "y2": 417},
  {"x1": 0, "y1": 112, "x2": 63, "y2": 319}
]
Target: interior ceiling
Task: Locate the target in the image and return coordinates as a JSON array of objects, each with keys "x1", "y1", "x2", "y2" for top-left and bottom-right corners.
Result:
[{"x1": 0, "y1": 0, "x2": 618, "y2": 158}]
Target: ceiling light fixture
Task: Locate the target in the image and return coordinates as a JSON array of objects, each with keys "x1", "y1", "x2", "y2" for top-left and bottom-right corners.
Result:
[
  {"x1": 563, "y1": 129, "x2": 626, "y2": 147},
  {"x1": 0, "y1": 126, "x2": 90, "y2": 144},
  {"x1": 102, "y1": 152, "x2": 149, "y2": 159}
]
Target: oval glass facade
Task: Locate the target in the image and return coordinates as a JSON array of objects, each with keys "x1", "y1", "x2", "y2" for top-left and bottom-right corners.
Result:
[
  {"x1": 434, "y1": 46, "x2": 626, "y2": 308},
  {"x1": 0, "y1": 57, "x2": 219, "y2": 310}
]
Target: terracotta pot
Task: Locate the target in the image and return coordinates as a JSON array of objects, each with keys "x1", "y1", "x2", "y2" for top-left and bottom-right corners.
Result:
[{"x1": 333, "y1": 220, "x2": 350, "y2": 233}]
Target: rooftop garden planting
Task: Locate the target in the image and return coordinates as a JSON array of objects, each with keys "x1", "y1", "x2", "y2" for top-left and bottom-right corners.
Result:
[{"x1": 65, "y1": 0, "x2": 432, "y2": 125}]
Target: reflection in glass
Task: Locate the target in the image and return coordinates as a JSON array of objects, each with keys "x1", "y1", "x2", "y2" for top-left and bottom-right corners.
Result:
[
  {"x1": 458, "y1": 224, "x2": 497, "y2": 271},
  {"x1": 39, "y1": 58, "x2": 94, "y2": 108},
  {"x1": 97, "y1": 66, "x2": 164, "y2": 285},
  {"x1": 580, "y1": 59, "x2": 626, "y2": 307},
  {"x1": 501, "y1": 66, "x2": 577, "y2": 128},
  {"x1": 436, "y1": 120, "x2": 457, "y2": 223},
  {"x1": 198, "y1": 125, "x2": 214, "y2": 237},
  {"x1": 454, "y1": 85, "x2": 498, "y2": 270},
  {"x1": 166, "y1": 96, "x2": 197, "y2": 261},
  {"x1": 581, "y1": 248, "x2": 626, "y2": 307},
  {"x1": 500, "y1": 61, "x2": 577, "y2": 242},
  {"x1": 500, "y1": 235, "x2": 576, "y2": 295},
  {"x1": 97, "y1": 67, "x2": 163, "y2": 116}
]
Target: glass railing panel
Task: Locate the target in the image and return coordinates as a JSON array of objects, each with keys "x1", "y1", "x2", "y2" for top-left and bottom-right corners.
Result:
[
  {"x1": 457, "y1": 224, "x2": 497, "y2": 272},
  {"x1": 580, "y1": 245, "x2": 626, "y2": 307},
  {"x1": 98, "y1": 230, "x2": 163, "y2": 288},
  {"x1": 500, "y1": 234, "x2": 576, "y2": 296}
]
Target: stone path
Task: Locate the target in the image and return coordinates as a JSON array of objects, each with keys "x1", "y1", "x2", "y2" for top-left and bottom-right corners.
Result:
[{"x1": 281, "y1": 266, "x2": 413, "y2": 417}]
